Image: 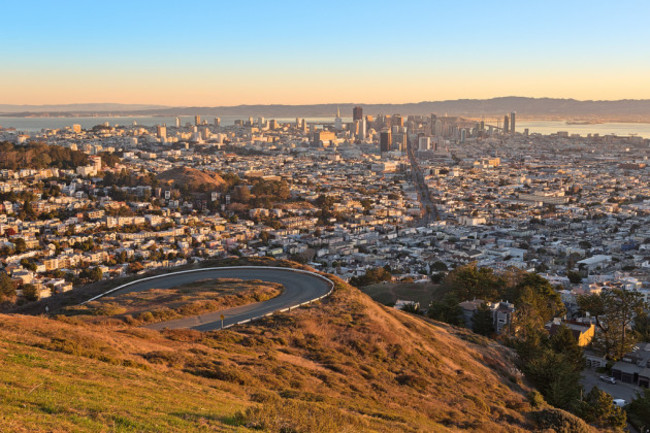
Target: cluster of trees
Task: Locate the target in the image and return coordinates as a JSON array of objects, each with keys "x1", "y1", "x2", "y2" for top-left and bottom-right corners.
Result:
[
  {"x1": 349, "y1": 267, "x2": 392, "y2": 287},
  {"x1": 428, "y1": 264, "x2": 565, "y2": 336},
  {"x1": 578, "y1": 289, "x2": 646, "y2": 360},
  {"x1": 0, "y1": 272, "x2": 16, "y2": 302},
  {"x1": 0, "y1": 141, "x2": 88, "y2": 170},
  {"x1": 427, "y1": 264, "x2": 629, "y2": 429},
  {"x1": 517, "y1": 325, "x2": 626, "y2": 430}
]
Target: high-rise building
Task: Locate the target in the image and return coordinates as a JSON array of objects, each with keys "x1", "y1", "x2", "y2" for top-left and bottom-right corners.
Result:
[
  {"x1": 418, "y1": 136, "x2": 431, "y2": 151},
  {"x1": 214, "y1": 117, "x2": 221, "y2": 127},
  {"x1": 334, "y1": 107, "x2": 342, "y2": 130},
  {"x1": 503, "y1": 115, "x2": 509, "y2": 133},
  {"x1": 353, "y1": 106, "x2": 363, "y2": 121},
  {"x1": 392, "y1": 114, "x2": 404, "y2": 127},
  {"x1": 194, "y1": 115, "x2": 201, "y2": 126},
  {"x1": 175, "y1": 117, "x2": 181, "y2": 128},
  {"x1": 510, "y1": 111, "x2": 516, "y2": 134},
  {"x1": 392, "y1": 133, "x2": 407, "y2": 152},
  {"x1": 380, "y1": 131, "x2": 392, "y2": 152},
  {"x1": 156, "y1": 124, "x2": 167, "y2": 140}
]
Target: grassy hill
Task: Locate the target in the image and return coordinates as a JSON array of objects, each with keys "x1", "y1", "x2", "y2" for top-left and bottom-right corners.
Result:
[
  {"x1": 157, "y1": 167, "x2": 226, "y2": 191},
  {"x1": 0, "y1": 262, "x2": 594, "y2": 432}
]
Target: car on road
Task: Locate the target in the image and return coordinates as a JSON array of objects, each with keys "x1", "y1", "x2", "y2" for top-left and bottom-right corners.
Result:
[{"x1": 599, "y1": 375, "x2": 616, "y2": 384}]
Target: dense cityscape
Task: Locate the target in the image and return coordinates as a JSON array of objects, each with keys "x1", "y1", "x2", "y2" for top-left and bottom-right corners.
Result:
[
  {"x1": 3, "y1": 1, "x2": 650, "y2": 431},
  {"x1": 1, "y1": 107, "x2": 650, "y2": 425}
]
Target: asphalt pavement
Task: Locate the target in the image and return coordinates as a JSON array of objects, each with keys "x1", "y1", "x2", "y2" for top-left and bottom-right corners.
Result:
[{"x1": 88, "y1": 267, "x2": 333, "y2": 332}]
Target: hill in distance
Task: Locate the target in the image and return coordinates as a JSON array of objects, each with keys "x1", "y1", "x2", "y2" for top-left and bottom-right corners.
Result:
[
  {"x1": 0, "y1": 259, "x2": 596, "y2": 432},
  {"x1": 5, "y1": 97, "x2": 650, "y2": 122},
  {"x1": 157, "y1": 167, "x2": 226, "y2": 191}
]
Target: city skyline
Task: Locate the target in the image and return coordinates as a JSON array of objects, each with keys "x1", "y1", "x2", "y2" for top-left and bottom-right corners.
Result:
[{"x1": 2, "y1": 0, "x2": 650, "y2": 106}]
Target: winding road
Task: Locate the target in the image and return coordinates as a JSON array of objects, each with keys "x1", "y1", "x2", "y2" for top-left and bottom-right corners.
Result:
[{"x1": 83, "y1": 266, "x2": 334, "y2": 331}]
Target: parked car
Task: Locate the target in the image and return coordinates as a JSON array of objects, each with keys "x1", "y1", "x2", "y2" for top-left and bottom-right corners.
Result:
[
  {"x1": 612, "y1": 399, "x2": 627, "y2": 408},
  {"x1": 599, "y1": 375, "x2": 616, "y2": 384}
]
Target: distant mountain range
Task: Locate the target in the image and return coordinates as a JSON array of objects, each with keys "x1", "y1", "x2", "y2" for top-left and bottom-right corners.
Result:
[{"x1": 4, "y1": 97, "x2": 650, "y2": 121}]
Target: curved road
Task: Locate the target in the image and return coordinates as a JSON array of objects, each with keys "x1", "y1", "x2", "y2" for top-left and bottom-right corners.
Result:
[{"x1": 84, "y1": 267, "x2": 333, "y2": 332}]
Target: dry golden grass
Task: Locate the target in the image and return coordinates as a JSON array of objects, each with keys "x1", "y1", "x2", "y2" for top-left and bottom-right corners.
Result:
[
  {"x1": 61, "y1": 278, "x2": 282, "y2": 325},
  {"x1": 0, "y1": 259, "x2": 596, "y2": 432}
]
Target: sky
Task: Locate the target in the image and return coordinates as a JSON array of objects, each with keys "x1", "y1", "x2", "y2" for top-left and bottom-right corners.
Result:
[{"x1": 2, "y1": 0, "x2": 650, "y2": 106}]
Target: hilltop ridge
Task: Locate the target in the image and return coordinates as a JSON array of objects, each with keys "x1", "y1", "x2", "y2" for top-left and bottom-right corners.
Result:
[{"x1": 0, "y1": 260, "x2": 595, "y2": 432}]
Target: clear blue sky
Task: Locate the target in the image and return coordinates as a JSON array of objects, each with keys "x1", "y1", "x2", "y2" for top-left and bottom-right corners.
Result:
[{"x1": 2, "y1": 0, "x2": 649, "y2": 105}]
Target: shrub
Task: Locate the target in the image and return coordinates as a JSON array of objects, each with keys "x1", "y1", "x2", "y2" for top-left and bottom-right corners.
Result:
[
  {"x1": 532, "y1": 408, "x2": 591, "y2": 433},
  {"x1": 527, "y1": 390, "x2": 545, "y2": 408}
]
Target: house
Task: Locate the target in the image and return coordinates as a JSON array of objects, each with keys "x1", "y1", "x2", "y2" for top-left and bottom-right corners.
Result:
[
  {"x1": 611, "y1": 343, "x2": 650, "y2": 388},
  {"x1": 458, "y1": 299, "x2": 515, "y2": 333},
  {"x1": 546, "y1": 319, "x2": 596, "y2": 347}
]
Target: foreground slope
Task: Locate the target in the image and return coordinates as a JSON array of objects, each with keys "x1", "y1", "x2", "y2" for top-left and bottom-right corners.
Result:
[{"x1": 0, "y1": 267, "x2": 587, "y2": 432}]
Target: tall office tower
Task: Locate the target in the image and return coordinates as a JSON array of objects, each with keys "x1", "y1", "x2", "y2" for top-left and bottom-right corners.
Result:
[
  {"x1": 194, "y1": 115, "x2": 201, "y2": 126},
  {"x1": 392, "y1": 114, "x2": 404, "y2": 127},
  {"x1": 175, "y1": 117, "x2": 181, "y2": 128},
  {"x1": 248, "y1": 117, "x2": 254, "y2": 126},
  {"x1": 460, "y1": 129, "x2": 466, "y2": 144},
  {"x1": 258, "y1": 117, "x2": 265, "y2": 127},
  {"x1": 418, "y1": 136, "x2": 431, "y2": 151},
  {"x1": 359, "y1": 118, "x2": 366, "y2": 139},
  {"x1": 510, "y1": 111, "x2": 516, "y2": 134},
  {"x1": 156, "y1": 124, "x2": 167, "y2": 140},
  {"x1": 434, "y1": 118, "x2": 443, "y2": 136},
  {"x1": 353, "y1": 106, "x2": 363, "y2": 121},
  {"x1": 334, "y1": 106, "x2": 342, "y2": 130},
  {"x1": 214, "y1": 117, "x2": 221, "y2": 127},
  {"x1": 503, "y1": 115, "x2": 510, "y2": 133},
  {"x1": 380, "y1": 131, "x2": 392, "y2": 152},
  {"x1": 392, "y1": 133, "x2": 407, "y2": 152},
  {"x1": 296, "y1": 117, "x2": 301, "y2": 127}
]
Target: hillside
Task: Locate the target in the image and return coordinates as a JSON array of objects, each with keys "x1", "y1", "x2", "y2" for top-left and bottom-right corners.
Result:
[
  {"x1": 0, "y1": 264, "x2": 594, "y2": 432},
  {"x1": 6, "y1": 97, "x2": 650, "y2": 122},
  {"x1": 157, "y1": 167, "x2": 226, "y2": 191}
]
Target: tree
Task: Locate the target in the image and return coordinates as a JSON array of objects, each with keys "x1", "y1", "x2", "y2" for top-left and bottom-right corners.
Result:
[
  {"x1": 81, "y1": 267, "x2": 103, "y2": 282},
  {"x1": 634, "y1": 310, "x2": 650, "y2": 342},
  {"x1": 628, "y1": 388, "x2": 650, "y2": 428},
  {"x1": 472, "y1": 303, "x2": 495, "y2": 337},
  {"x1": 549, "y1": 325, "x2": 585, "y2": 372},
  {"x1": 578, "y1": 289, "x2": 645, "y2": 360},
  {"x1": 0, "y1": 272, "x2": 16, "y2": 301},
  {"x1": 576, "y1": 387, "x2": 627, "y2": 430},
  {"x1": 442, "y1": 264, "x2": 504, "y2": 301},
  {"x1": 22, "y1": 284, "x2": 38, "y2": 302},
  {"x1": 232, "y1": 185, "x2": 250, "y2": 203},
  {"x1": 522, "y1": 349, "x2": 582, "y2": 410},
  {"x1": 13, "y1": 237, "x2": 27, "y2": 254},
  {"x1": 567, "y1": 270, "x2": 582, "y2": 284},
  {"x1": 428, "y1": 293, "x2": 464, "y2": 326},
  {"x1": 430, "y1": 260, "x2": 448, "y2": 272}
]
